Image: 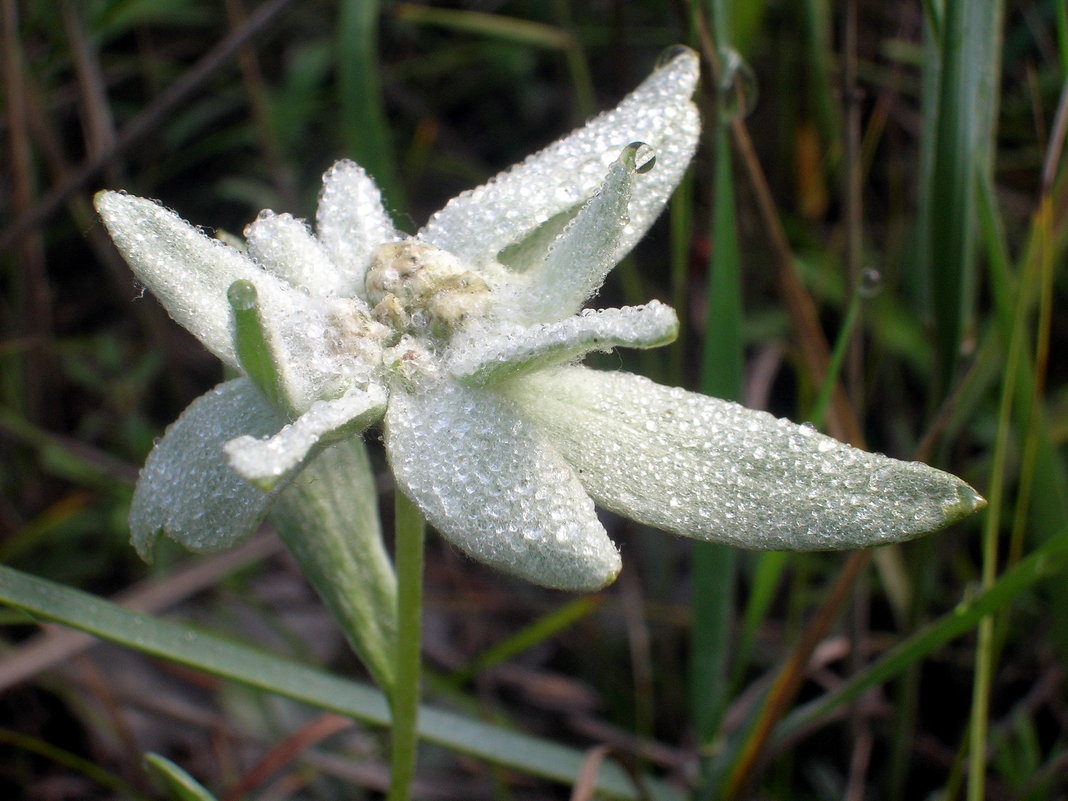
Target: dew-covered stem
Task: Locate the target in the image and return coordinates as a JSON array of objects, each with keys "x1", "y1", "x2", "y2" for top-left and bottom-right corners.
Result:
[{"x1": 387, "y1": 489, "x2": 426, "y2": 801}]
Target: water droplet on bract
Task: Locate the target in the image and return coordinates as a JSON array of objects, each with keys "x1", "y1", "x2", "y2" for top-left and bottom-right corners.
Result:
[
  {"x1": 859, "y1": 268, "x2": 883, "y2": 298},
  {"x1": 227, "y1": 279, "x2": 259, "y2": 311},
  {"x1": 717, "y1": 48, "x2": 758, "y2": 120},
  {"x1": 656, "y1": 44, "x2": 693, "y2": 69},
  {"x1": 867, "y1": 465, "x2": 895, "y2": 492},
  {"x1": 621, "y1": 142, "x2": 657, "y2": 174}
]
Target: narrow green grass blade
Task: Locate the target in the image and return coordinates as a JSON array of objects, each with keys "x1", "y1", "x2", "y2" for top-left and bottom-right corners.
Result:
[
  {"x1": 393, "y1": 3, "x2": 596, "y2": 113},
  {"x1": 977, "y1": 166, "x2": 1068, "y2": 560},
  {"x1": 691, "y1": 0, "x2": 747, "y2": 747},
  {"x1": 393, "y1": 5, "x2": 574, "y2": 50},
  {"x1": 447, "y1": 596, "x2": 601, "y2": 685},
  {"x1": 773, "y1": 527, "x2": 1068, "y2": 744},
  {"x1": 805, "y1": 284, "x2": 863, "y2": 429},
  {"x1": 1057, "y1": 0, "x2": 1068, "y2": 75},
  {"x1": 337, "y1": 0, "x2": 402, "y2": 213},
  {"x1": 0, "y1": 565, "x2": 683, "y2": 801},
  {"x1": 0, "y1": 726, "x2": 147, "y2": 800},
  {"x1": 669, "y1": 173, "x2": 693, "y2": 385},
  {"x1": 966, "y1": 177, "x2": 1033, "y2": 801},
  {"x1": 700, "y1": 130, "x2": 744, "y2": 400},
  {"x1": 144, "y1": 753, "x2": 220, "y2": 801},
  {"x1": 800, "y1": 0, "x2": 839, "y2": 158},
  {"x1": 727, "y1": 551, "x2": 787, "y2": 698},
  {"x1": 923, "y1": 0, "x2": 1005, "y2": 390}
]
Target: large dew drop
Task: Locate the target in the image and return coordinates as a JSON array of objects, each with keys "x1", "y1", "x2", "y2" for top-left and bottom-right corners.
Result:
[{"x1": 717, "y1": 48, "x2": 758, "y2": 121}]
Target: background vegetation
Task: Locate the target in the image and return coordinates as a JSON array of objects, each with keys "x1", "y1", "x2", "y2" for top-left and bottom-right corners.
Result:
[{"x1": 1, "y1": 0, "x2": 1066, "y2": 799}]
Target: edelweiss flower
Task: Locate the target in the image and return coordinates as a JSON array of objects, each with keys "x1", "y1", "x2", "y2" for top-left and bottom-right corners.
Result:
[{"x1": 96, "y1": 48, "x2": 982, "y2": 591}]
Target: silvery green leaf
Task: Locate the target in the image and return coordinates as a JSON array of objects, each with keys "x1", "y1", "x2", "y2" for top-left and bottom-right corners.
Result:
[
  {"x1": 449, "y1": 301, "x2": 677, "y2": 387},
  {"x1": 417, "y1": 47, "x2": 700, "y2": 271},
  {"x1": 384, "y1": 380, "x2": 620, "y2": 591},
  {"x1": 94, "y1": 192, "x2": 297, "y2": 369},
  {"x1": 270, "y1": 439, "x2": 397, "y2": 693},
  {"x1": 503, "y1": 367, "x2": 985, "y2": 550},
  {"x1": 130, "y1": 379, "x2": 289, "y2": 560}
]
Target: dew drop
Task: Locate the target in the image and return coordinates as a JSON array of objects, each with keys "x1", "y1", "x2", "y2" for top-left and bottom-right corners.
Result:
[
  {"x1": 621, "y1": 141, "x2": 657, "y2": 174},
  {"x1": 656, "y1": 44, "x2": 693, "y2": 69},
  {"x1": 227, "y1": 279, "x2": 259, "y2": 311},
  {"x1": 859, "y1": 268, "x2": 883, "y2": 299},
  {"x1": 717, "y1": 48, "x2": 758, "y2": 120},
  {"x1": 866, "y1": 466, "x2": 896, "y2": 492}
]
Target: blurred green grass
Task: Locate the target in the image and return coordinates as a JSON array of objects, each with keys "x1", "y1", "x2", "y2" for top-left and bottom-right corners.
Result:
[{"x1": 1, "y1": 1, "x2": 1066, "y2": 799}]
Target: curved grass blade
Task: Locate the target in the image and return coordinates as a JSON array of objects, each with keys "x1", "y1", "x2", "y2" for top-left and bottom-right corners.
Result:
[
  {"x1": 144, "y1": 753, "x2": 219, "y2": 801},
  {"x1": 0, "y1": 565, "x2": 684, "y2": 801},
  {"x1": 773, "y1": 527, "x2": 1068, "y2": 745}
]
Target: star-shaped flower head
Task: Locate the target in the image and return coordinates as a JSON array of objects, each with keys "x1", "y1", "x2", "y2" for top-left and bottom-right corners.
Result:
[{"x1": 96, "y1": 47, "x2": 984, "y2": 592}]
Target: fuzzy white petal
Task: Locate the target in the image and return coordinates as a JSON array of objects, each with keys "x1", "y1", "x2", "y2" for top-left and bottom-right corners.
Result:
[
  {"x1": 384, "y1": 380, "x2": 620, "y2": 591},
  {"x1": 95, "y1": 192, "x2": 297, "y2": 368},
  {"x1": 245, "y1": 211, "x2": 352, "y2": 297},
  {"x1": 417, "y1": 47, "x2": 700, "y2": 271},
  {"x1": 226, "y1": 385, "x2": 388, "y2": 490},
  {"x1": 129, "y1": 379, "x2": 288, "y2": 560},
  {"x1": 503, "y1": 367, "x2": 985, "y2": 550},
  {"x1": 449, "y1": 301, "x2": 677, "y2": 386},
  {"x1": 316, "y1": 160, "x2": 399, "y2": 300}
]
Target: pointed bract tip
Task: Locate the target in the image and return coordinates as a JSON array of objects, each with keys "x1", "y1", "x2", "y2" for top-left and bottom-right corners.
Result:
[
  {"x1": 954, "y1": 483, "x2": 986, "y2": 519},
  {"x1": 932, "y1": 479, "x2": 986, "y2": 531},
  {"x1": 655, "y1": 44, "x2": 697, "y2": 70}
]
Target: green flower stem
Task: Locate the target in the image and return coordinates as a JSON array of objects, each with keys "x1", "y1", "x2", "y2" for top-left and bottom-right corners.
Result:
[{"x1": 388, "y1": 489, "x2": 426, "y2": 801}]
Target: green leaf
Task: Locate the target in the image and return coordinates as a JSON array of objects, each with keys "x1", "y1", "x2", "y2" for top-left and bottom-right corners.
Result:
[
  {"x1": 338, "y1": 0, "x2": 403, "y2": 212},
  {"x1": 0, "y1": 565, "x2": 683, "y2": 800},
  {"x1": 269, "y1": 439, "x2": 397, "y2": 694},
  {"x1": 921, "y1": 0, "x2": 1005, "y2": 389}
]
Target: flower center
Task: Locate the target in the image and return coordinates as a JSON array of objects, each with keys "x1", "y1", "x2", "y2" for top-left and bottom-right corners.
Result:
[{"x1": 365, "y1": 240, "x2": 492, "y2": 342}]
